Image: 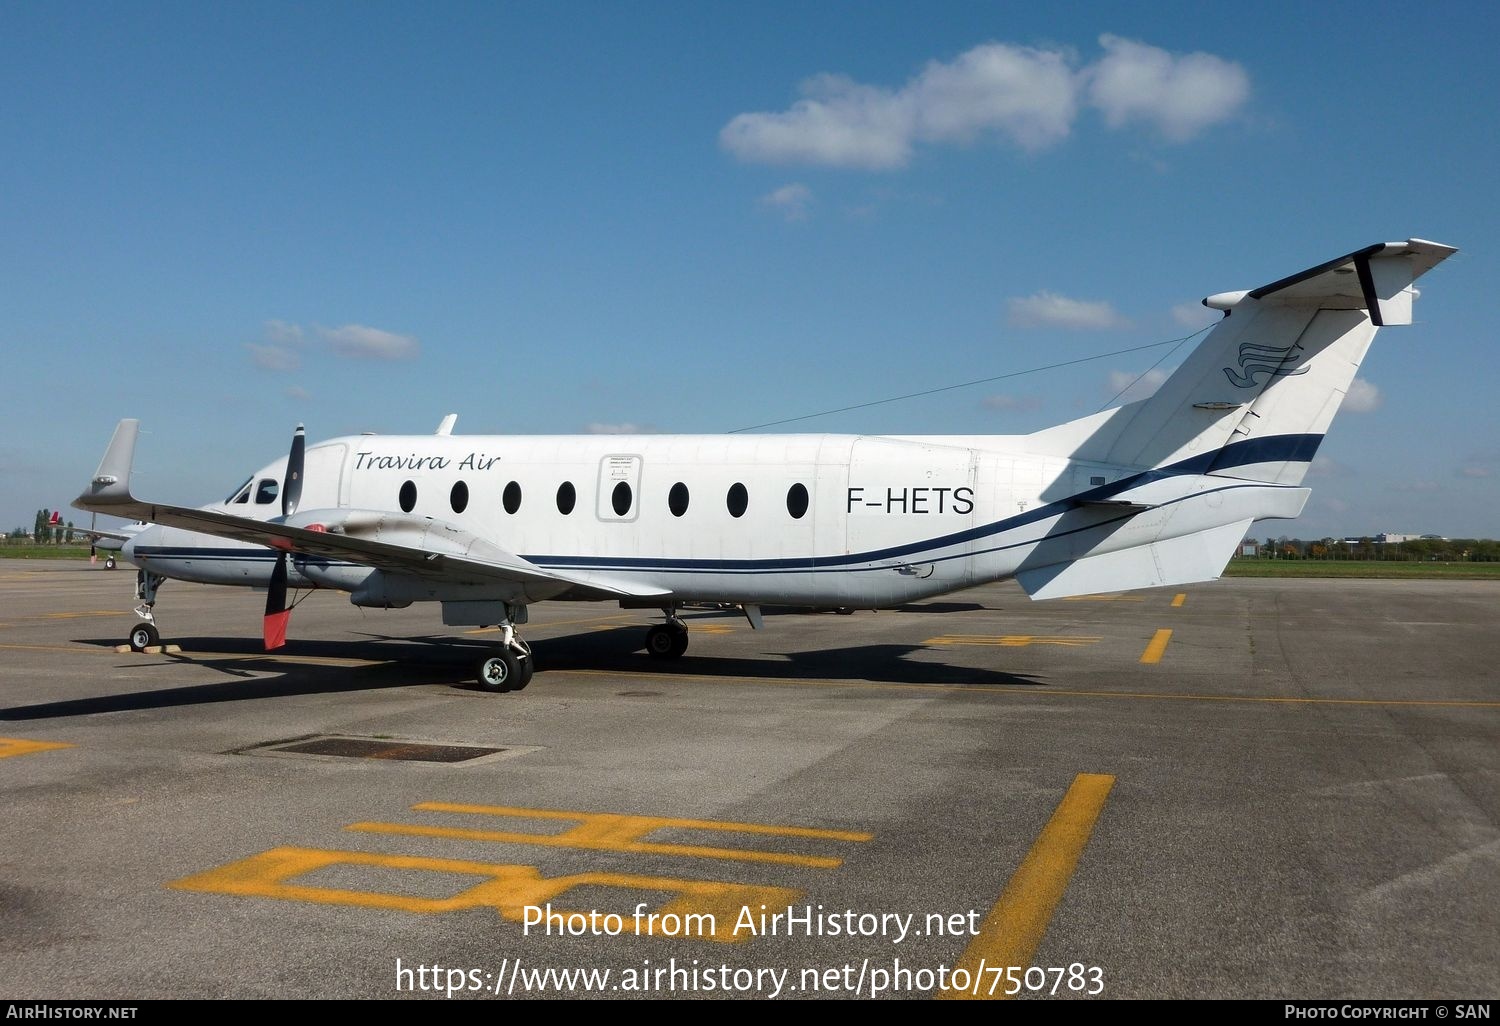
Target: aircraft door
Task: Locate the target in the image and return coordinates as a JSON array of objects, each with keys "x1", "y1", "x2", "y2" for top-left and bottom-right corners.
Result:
[{"x1": 597, "y1": 454, "x2": 643, "y2": 523}]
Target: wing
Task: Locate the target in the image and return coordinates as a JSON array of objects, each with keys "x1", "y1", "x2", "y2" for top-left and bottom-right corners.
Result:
[{"x1": 73, "y1": 420, "x2": 671, "y2": 603}]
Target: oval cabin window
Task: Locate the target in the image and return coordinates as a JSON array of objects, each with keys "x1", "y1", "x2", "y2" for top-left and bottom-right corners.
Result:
[
  {"x1": 786, "y1": 483, "x2": 809, "y2": 519},
  {"x1": 727, "y1": 483, "x2": 748, "y2": 519},
  {"x1": 612, "y1": 481, "x2": 633, "y2": 517},
  {"x1": 399, "y1": 480, "x2": 417, "y2": 513},
  {"x1": 556, "y1": 481, "x2": 576, "y2": 515},
  {"x1": 450, "y1": 481, "x2": 469, "y2": 514},
  {"x1": 503, "y1": 481, "x2": 522, "y2": 515},
  {"x1": 668, "y1": 482, "x2": 689, "y2": 517}
]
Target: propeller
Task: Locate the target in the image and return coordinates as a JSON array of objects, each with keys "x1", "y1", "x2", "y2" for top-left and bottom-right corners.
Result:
[{"x1": 263, "y1": 424, "x2": 305, "y2": 650}]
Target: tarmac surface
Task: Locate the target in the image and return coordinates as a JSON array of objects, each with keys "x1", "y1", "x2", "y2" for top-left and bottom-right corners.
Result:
[{"x1": 1, "y1": 558, "x2": 1497, "y2": 1000}]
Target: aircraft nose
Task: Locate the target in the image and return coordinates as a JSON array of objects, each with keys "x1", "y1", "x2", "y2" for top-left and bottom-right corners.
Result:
[{"x1": 122, "y1": 524, "x2": 161, "y2": 568}]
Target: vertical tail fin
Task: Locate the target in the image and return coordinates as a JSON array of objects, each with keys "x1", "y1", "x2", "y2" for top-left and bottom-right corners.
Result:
[{"x1": 1026, "y1": 239, "x2": 1456, "y2": 483}]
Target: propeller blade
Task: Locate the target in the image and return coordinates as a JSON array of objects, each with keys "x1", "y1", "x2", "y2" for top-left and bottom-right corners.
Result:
[
  {"x1": 283, "y1": 424, "x2": 305, "y2": 517},
  {"x1": 263, "y1": 553, "x2": 290, "y2": 650}
]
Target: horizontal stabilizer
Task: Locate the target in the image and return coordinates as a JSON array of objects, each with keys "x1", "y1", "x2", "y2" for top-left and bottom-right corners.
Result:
[{"x1": 1016, "y1": 519, "x2": 1252, "y2": 601}]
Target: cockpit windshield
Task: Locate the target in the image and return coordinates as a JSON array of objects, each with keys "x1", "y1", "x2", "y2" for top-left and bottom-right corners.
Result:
[{"x1": 224, "y1": 476, "x2": 253, "y2": 504}]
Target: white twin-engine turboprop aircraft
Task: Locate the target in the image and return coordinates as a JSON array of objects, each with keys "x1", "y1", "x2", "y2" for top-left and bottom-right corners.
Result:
[{"x1": 75, "y1": 238, "x2": 1455, "y2": 692}]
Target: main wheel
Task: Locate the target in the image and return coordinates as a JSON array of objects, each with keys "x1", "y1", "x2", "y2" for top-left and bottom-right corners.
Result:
[
  {"x1": 128, "y1": 622, "x2": 160, "y2": 652},
  {"x1": 646, "y1": 623, "x2": 689, "y2": 660},
  {"x1": 104, "y1": 556, "x2": 117, "y2": 570},
  {"x1": 476, "y1": 649, "x2": 521, "y2": 693}
]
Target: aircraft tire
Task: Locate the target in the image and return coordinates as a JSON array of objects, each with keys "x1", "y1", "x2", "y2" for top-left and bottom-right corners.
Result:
[
  {"x1": 511, "y1": 653, "x2": 535, "y2": 691},
  {"x1": 476, "y1": 650, "x2": 521, "y2": 693},
  {"x1": 645, "y1": 624, "x2": 680, "y2": 659},
  {"x1": 128, "y1": 622, "x2": 160, "y2": 652}
]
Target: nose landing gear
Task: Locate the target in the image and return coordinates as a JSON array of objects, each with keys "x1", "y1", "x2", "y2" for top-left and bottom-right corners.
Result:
[{"x1": 125, "y1": 571, "x2": 165, "y2": 652}]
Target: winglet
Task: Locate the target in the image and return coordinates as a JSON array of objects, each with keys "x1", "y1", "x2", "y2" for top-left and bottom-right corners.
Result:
[{"x1": 76, "y1": 419, "x2": 139, "y2": 509}]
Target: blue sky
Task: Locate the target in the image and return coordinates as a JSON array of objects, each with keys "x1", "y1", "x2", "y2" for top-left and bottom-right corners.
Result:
[{"x1": 3, "y1": 2, "x2": 1496, "y2": 540}]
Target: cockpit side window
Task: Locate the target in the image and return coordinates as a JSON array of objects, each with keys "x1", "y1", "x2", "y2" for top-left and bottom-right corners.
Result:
[
  {"x1": 226, "y1": 476, "x2": 253, "y2": 504},
  {"x1": 254, "y1": 479, "x2": 280, "y2": 505}
]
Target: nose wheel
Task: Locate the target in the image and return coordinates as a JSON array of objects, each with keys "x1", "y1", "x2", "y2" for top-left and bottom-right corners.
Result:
[{"x1": 128, "y1": 622, "x2": 160, "y2": 652}]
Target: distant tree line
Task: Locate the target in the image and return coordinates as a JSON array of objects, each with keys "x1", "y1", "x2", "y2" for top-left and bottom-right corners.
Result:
[
  {"x1": 1245, "y1": 536, "x2": 1500, "y2": 562},
  {"x1": 3, "y1": 509, "x2": 77, "y2": 544}
]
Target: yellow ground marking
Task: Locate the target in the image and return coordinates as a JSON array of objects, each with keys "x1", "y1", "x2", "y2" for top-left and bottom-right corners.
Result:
[
  {"x1": 565, "y1": 668, "x2": 1500, "y2": 709},
  {"x1": 1063, "y1": 594, "x2": 1144, "y2": 602},
  {"x1": 941, "y1": 773, "x2": 1115, "y2": 1000},
  {"x1": 925, "y1": 635, "x2": 1100, "y2": 648},
  {"x1": 0, "y1": 737, "x2": 74, "y2": 760},
  {"x1": 689, "y1": 624, "x2": 734, "y2": 635},
  {"x1": 33, "y1": 610, "x2": 128, "y2": 620},
  {"x1": 169, "y1": 845, "x2": 798, "y2": 943},
  {"x1": 1171, "y1": 593, "x2": 1187, "y2": 608},
  {"x1": 1139, "y1": 629, "x2": 1173, "y2": 664},
  {"x1": 350, "y1": 803, "x2": 872, "y2": 869}
]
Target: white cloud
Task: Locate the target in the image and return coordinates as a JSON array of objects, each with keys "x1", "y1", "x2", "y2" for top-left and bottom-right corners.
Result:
[
  {"x1": 1391, "y1": 481, "x2": 1441, "y2": 493},
  {"x1": 1171, "y1": 301, "x2": 1220, "y2": 330},
  {"x1": 246, "y1": 343, "x2": 301, "y2": 372},
  {"x1": 760, "y1": 182, "x2": 813, "y2": 220},
  {"x1": 265, "y1": 319, "x2": 305, "y2": 344},
  {"x1": 1086, "y1": 34, "x2": 1250, "y2": 140},
  {"x1": 585, "y1": 422, "x2": 658, "y2": 435},
  {"x1": 1008, "y1": 290, "x2": 1127, "y2": 329},
  {"x1": 1106, "y1": 368, "x2": 1169, "y2": 402},
  {"x1": 1342, "y1": 377, "x2": 1382, "y2": 413},
  {"x1": 1458, "y1": 465, "x2": 1493, "y2": 479},
  {"x1": 720, "y1": 36, "x2": 1247, "y2": 169},
  {"x1": 981, "y1": 393, "x2": 1043, "y2": 413},
  {"x1": 285, "y1": 385, "x2": 311, "y2": 401},
  {"x1": 319, "y1": 324, "x2": 420, "y2": 361}
]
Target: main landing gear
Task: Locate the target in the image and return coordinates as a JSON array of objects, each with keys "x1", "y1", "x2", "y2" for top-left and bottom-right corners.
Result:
[
  {"x1": 645, "y1": 612, "x2": 689, "y2": 660},
  {"x1": 126, "y1": 570, "x2": 166, "y2": 652},
  {"x1": 475, "y1": 622, "x2": 534, "y2": 693}
]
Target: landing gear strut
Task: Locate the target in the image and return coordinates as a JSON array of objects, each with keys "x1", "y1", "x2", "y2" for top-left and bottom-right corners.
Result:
[
  {"x1": 127, "y1": 571, "x2": 166, "y2": 652},
  {"x1": 645, "y1": 610, "x2": 689, "y2": 660},
  {"x1": 474, "y1": 615, "x2": 535, "y2": 693}
]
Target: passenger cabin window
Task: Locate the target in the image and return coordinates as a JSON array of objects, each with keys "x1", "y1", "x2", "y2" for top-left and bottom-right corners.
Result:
[
  {"x1": 503, "y1": 481, "x2": 522, "y2": 515},
  {"x1": 399, "y1": 480, "x2": 417, "y2": 513},
  {"x1": 556, "y1": 481, "x2": 576, "y2": 515},
  {"x1": 611, "y1": 481, "x2": 633, "y2": 517},
  {"x1": 254, "y1": 479, "x2": 279, "y2": 505},
  {"x1": 668, "y1": 482, "x2": 689, "y2": 517},
  {"x1": 727, "y1": 483, "x2": 748, "y2": 518},
  {"x1": 451, "y1": 481, "x2": 469, "y2": 514},
  {"x1": 786, "y1": 483, "x2": 809, "y2": 519}
]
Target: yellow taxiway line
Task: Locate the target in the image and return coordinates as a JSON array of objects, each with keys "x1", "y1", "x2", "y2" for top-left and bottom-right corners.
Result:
[{"x1": 941, "y1": 773, "x2": 1115, "y2": 999}]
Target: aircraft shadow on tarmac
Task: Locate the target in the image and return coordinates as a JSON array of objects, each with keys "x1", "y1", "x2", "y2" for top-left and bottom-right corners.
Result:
[{"x1": 0, "y1": 626, "x2": 1042, "y2": 720}]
